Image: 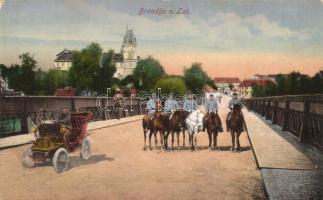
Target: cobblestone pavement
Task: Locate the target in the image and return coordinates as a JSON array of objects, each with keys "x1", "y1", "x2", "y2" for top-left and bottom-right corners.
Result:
[
  {"x1": 262, "y1": 169, "x2": 323, "y2": 200},
  {"x1": 246, "y1": 111, "x2": 323, "y2": 200}
]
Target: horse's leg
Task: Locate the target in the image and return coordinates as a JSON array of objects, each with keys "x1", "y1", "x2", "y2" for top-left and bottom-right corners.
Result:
[
  {"x1": 214, "y1": 131, "x2": 218, "y2": 150},
  {"x1": 207, "y1": 131, "x2": 212, "y2": 150},
  {"x1": 231, "y1": 131, "x2": 235, "y2": 151},
  {"x1": 159, "y1": 131, "x2": 164, "y2": 149},
  {"x1": 143, "y1": 130, "x2": 147, "y2": 150},
  {"x1": 182, "y1": 129, "x2": 185, "y2": 148},
  {"x1": 149, "y1": 130, "x2": 153, "y2": 150},
  {"x1": 164, "y1": 131, "x2": 169, "y2": 150},
  {"x1": 171, "y1": 131, "x2": 174, "y2": 150},
  {"x1": 154, "y1": 131, "x2": 157, "y2": 148},
  {"x1": 236, "y1": 132, "x2": 241, "y2": 151},
  {"x1": 176, "y1": 132, "x2": 180, "y2": 150},
  {"x1": 188, "y1": 134, "x2": 192, "y2": 151},
  {"x1": 194, "y1": 133, "x2": 198, "y2": 151}
]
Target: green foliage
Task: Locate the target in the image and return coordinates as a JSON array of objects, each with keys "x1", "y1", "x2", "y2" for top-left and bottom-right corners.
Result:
[
  {"x1": 40, "y1": 69, "x2": 69, "y2": 95},
  {"x1": 154, "y1": 77, "x2": 187, "y2": 95},
  {"x1": 183, "y1": 63, "x2": 212, "y2": 94},
  {"x1": 228, "y1": 83, "x2": 234, "y2": 90},
  {"x1": 251, "y1": 70, "x2": 323, "y2": 97},
  {"x1": 68, "y1": 43, "x2": 103, "y2": 94},
  {"x1": 120, "y1": 74, "x2": 137, "y2": 87},
  {"x1": 0, "y1": 64, "x2": 21, "y2": 91},
  {"x1": 133, "y1": 56, "x2": 166, "y2": 91},
  {"x1": 96, "y1": 50, "x2": 117, "y2": 93}
]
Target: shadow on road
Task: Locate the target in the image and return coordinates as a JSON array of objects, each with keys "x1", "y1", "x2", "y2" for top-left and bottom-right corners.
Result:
[
  {"x1": 152, "y1": 145, "x2": 251, "y2": 152},
  {"x1": 69, "y1": 154, "x2": 114, "y2": 169}
]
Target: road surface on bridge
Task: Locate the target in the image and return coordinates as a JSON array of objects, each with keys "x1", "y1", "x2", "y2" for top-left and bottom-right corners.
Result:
[{"x1": 0, "y1": 96, "x2": 265, "y2": 200}]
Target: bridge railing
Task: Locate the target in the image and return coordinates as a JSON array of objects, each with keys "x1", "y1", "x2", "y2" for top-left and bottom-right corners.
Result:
[
  {"x1": 242, "y1": 94, "x2": 323, "y2": 151},
  {"x1": 0, "y1": 96, "x2": 148, "y2": 137}
]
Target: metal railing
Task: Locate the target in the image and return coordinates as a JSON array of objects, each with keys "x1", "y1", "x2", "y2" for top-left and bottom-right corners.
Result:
[
  {"x1": 0, "y1": 97, "x2": 148, "y2": 137},
  {"x1": 242, "y1": 94, "x2": 323, "y2": 151}
]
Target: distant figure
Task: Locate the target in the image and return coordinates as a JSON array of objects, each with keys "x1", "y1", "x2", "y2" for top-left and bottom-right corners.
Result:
[
  {"x1": 58, "y1": 108, "x2": 71, "y2": 128},
  {"x1": 183, "y1": 91, "x2": 197, "y2": 112},
  {"x1": 113, "y1": 88, "x2": 124, "y2": 119}
]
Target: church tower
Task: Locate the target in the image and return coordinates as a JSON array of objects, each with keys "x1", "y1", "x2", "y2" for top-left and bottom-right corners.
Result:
[
  {"x1": 114, "y1": 26, "x2": 139, "y2": 79},
  {"x1": 121, "y1": 26, "x2": 137, "y2": 61}
]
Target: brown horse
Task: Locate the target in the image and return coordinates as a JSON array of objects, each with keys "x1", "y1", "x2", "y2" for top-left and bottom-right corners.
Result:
[
  {"x1": 227, "y1": 104, "x2": 244, "y2": 151},
  {"x1": 142, "y1": 100, "x2": 167, "y2": 150},
  {"x1": 164, "y1": 109, "x2": 189, "y2": 150},
  {"x1": 206, "y1": 111, "x2": 221, "y2": 150}
]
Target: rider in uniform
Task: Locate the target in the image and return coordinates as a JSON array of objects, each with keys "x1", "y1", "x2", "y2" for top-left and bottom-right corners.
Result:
[
  {"x1": 203, "y1": 94, "x2": 223, "y2": 132},
  {"x1": 146, "y1": 92, "x2": 157, "y2": 120},
  {"x1": 183, "y1": 91, "x2": 197, "y2": 112},
  {"x1": 164, "y1": 93, "x2": 179, "y2": 118},
  {"x1": 226, "y1": 92, "x2": 244, "y2": 132}
]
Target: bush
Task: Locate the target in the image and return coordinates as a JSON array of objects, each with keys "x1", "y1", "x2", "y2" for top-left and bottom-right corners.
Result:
[{"x1": 154, "y1": 77, "x2": 186, "y2": 95}]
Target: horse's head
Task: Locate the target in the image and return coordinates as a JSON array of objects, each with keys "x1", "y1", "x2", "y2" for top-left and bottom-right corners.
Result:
[
  {"x1": 233, "y1": 104, "x2": 242, "y2": 113},
  {"x1": 208, "y1": 111, "x2": 220, "y2": 130},
  {"x1": 209, "y1": 111, "x2": 217, "y2": 119},
  {"x1": 155, "y1": 99, "x2": 162, "y2": 111},
  {"x1": 188, "y1": 110, "x2": 204, "y2": 124}
]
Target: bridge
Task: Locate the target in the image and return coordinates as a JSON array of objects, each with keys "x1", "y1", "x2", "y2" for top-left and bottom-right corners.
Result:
[{"x1": 0, "y1": 94, "x2": 322, "y2": 199}]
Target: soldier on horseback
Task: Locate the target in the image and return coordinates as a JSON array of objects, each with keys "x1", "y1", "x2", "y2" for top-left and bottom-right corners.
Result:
[
  {"x1": 226, "y1": 92, "x2": 244, "y2": 132},
  {"x1": 163, "y1": 93, "x2": 179, "y2": 118},
  {"x1": 146, "y1": 92, "x2": 158, "y2": 120},
  {"x1": 183, "y1": 91, "x2": 197, "y2": 112},
  {"x1": 202, "y1": 93, "x2": 223, "y2": 132},
  {"x1": 164, "y1": 93, "x2": 179, "y2": 113}
]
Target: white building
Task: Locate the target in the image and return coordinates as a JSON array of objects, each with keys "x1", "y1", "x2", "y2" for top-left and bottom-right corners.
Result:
[
  {"x1": 113, "y1": 27, "x2": 139, "y2": 79},
  {"x1": 54, "y1": 49, "x2": 72, "y2": 70}
]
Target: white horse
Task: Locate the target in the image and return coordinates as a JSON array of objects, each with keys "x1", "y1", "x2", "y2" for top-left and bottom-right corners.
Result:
[{"x1": 185, "y1": 110, "x2": 204, "y2": 151}]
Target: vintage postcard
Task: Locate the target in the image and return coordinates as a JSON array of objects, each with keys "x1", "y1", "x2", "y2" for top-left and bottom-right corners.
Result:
[{"x1": 0, "y1": 0, "x2": 322, "y2": 199}]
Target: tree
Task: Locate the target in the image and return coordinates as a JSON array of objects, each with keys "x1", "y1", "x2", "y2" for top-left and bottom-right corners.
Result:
[
  {"x1": 154, "y1": 77, "x2": 186, "y2": 95},
  {"x1": 228, "y1": 83, "x2": 234, "y2": 90},
  {"x1": 133, "y1": 56, "x2": 166, "y2": 91},
  {"x1": 68, "y1": 43, "x2": 103, "y2": 94},
  {"x1": 120, "y1": 74, "x2": 138, "y2": 87},
  {"x1": 97, "y1": 50, "x2": 117, "y2": 93},
  {"x1": 42, "y1": 69, "x2": 69, "y2": 95},
  {"x1": 183, "y1": 63, "x2": 211, "y2": 94},
  {"x1": 14, "y1": 53, "x2": 39, "y2": 95},
  {"x1": 311, "y1": 71, "x2": 323, "y2": 93},
  {"x1": 275, "y1": 74, "x2": 287, "y2": 95}
]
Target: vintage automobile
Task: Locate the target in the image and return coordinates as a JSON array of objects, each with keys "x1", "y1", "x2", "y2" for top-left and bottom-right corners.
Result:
[{"x1": 21, "y1": 112, "x2": 93, "y2": 173}]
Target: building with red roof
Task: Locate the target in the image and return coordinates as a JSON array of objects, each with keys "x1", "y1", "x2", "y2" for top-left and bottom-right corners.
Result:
[
  {"x1": 239, "y1": 79, "x2": 275, "y2": 97},
  {"x1": 213, "y1": 77, "x2": 240, "y2": 93},
  {"x1": 203, "y1": 84, "x2": 215, "y2": 93}
]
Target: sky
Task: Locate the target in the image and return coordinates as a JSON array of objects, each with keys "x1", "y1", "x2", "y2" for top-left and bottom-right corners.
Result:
[{"x1": 0, "y1": 0, "x2": 323, "y2": 79}]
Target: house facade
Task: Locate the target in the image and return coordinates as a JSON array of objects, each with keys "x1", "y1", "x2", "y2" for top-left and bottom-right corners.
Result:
[
  {"x1": 54, "y1": 49, "x2": 72, "y2": 70},
  {"x1": 213, "y1": 77, "x2": 240, "y2": 92},
  {"x1": 53, "y1": 27, "x2": 139, "y2": 77},
  {"x1": 239, "y1": 79, "x2": 275, "y2": 97}
]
